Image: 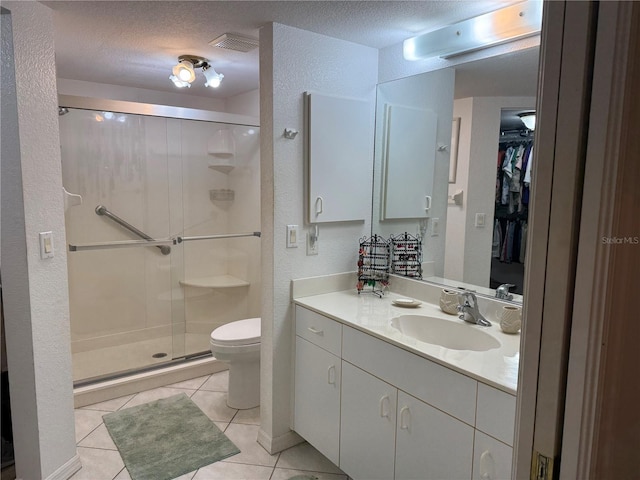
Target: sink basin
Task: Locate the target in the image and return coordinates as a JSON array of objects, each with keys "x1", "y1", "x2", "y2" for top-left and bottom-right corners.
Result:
[{"x1": 390, "y1": 315, "x2": 500, "y2": 351}]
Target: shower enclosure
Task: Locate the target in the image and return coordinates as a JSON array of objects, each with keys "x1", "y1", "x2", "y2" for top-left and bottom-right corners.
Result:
[{"x1": 59, "y1": 97, "x2": 261, "y2": 384}]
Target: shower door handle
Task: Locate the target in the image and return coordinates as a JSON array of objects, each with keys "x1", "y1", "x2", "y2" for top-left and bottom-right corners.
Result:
[{"x1": 68, "y1": 238, "x2": 174, "y2": 253}]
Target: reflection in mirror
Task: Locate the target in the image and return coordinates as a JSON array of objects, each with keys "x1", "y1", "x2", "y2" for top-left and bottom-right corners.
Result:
[{"x1": 371, "y1": 47, "x2": 540, "y2": 304}]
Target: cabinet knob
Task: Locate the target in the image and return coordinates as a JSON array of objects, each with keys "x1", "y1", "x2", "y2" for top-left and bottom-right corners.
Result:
[
  {"x1": 379, "y1": 395, "x2": 390, "y2": 418},
  {"x1": 424, "y1": 195, "x2": 432, "y2": 212},
  {"x1": 480, "y1": 450, "x2": 495, "y2": 480},
  {"x1": 327, "y1": 365, "x2": 336, "y2": 385},
  {"x1": 400, "y1": 406, "x2": 411, "y2": 430},
  {"x1": 307, "y1": 326, "x2": 324, "y2": 335}
]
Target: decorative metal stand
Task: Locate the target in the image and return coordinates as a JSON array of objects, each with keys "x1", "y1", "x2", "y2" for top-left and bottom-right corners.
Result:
[
  {"x1": 357, "y1": 235, "x2": 390, "y2": 297},
  {"x1": 390, "y1": 232, "x2": 423, "y2": 279}
]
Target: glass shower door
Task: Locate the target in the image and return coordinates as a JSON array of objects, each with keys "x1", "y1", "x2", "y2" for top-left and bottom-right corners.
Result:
[
  {"x1": 61, "y1": 107, "x2": 178, "y2": 382},
  {"x1": 172, "y1": 119, "x2": 261, "y2": 359},
  {"x1": 61, "y1": 105, "x2": 261, "y2": 383}
]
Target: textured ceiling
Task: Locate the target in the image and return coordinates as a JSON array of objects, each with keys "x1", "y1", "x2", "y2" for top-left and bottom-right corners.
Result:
[{"x1": 45, "y1": 0, "x2": 527, "y2": 99}]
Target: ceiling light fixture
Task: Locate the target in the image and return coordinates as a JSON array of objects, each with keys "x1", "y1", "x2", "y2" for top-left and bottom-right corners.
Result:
[
  {"x1": 518, "y1": 112, "x2": 536, "y2": 130},
  {"x1": 202, "y1": 64, "x2": 224, "y2": 88},
  {"x1": 403, "y1": 0, "x2": 543, "y2": 60},
  {"x1": 169, "y1": 55, "x2": 224, "y2": 89}
]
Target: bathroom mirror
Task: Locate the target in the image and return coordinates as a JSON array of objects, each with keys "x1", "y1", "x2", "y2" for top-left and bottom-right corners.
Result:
[{"x1": 371, "y1": 47, "x2": 539, "y2": 303}]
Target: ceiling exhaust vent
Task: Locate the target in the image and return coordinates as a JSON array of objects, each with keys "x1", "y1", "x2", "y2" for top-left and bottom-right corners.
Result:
[{"x1": 209, "y1": 33, "x2": 259, "y2": 52}]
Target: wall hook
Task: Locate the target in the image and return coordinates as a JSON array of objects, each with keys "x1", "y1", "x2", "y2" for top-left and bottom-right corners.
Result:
[{"x1": 284, "y1": 128, "x2": 299, "y2": 139}]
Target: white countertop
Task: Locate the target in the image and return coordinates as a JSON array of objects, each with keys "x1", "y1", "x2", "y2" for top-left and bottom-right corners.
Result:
[{"x1": 294, "y1": 289, "x2": 520, "y2": 395}]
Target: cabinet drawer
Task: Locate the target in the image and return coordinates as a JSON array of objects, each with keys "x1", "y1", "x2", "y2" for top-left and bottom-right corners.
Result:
[
  {"x1": 476, "y1": 383, "x2": 516, "y2": 446},
  {"x1": 342, "y1": 325, "x2": 477, "y2": 425},
  {"x1": 473, "y1": 430, "x2": 513, "y2": 480},
  {"x1": 295, "y1": 306, "x2": 342, "y2": 356}
]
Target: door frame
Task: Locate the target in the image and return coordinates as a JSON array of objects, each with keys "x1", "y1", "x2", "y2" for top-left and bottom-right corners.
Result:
[{"x1": 514, "y1": 1, "x2": 638, "y2": 477}]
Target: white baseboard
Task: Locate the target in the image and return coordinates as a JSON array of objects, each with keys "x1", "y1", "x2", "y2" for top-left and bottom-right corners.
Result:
[
  {"x1": 257, "y1": 428, "x2": 304, "y2": 454},
  {"x1": 44, "y1": 453, "x2": 82, "y2": 480}
]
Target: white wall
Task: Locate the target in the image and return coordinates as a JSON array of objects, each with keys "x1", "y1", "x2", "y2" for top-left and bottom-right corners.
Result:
[
  {"x1": 445, "y1": 96, "x2": 535, "y2": 286},
  {"x1": 1, "y1": 3, "x2": 78, "y2": 479},
  {"x1": 445, "y1": 98, "x2": 474, "y2": 280},
  {"x1": 226, "y1": 89, "x2": 260, "y2": 117},
  {"x1": 259, "y1": 22, "x2": 377, "y2": 452}
]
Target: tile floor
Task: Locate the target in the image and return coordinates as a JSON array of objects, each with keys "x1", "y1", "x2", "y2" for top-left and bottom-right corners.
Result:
[{"x1": 72, "y1": 370, "x2": 348, "y2": 480}]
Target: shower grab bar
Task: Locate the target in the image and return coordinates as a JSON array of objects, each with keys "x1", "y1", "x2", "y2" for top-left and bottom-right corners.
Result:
[
  {"x1": 69, "y1": 239, "x2": 174, "y2": 252},
  {"x1": 95, "y1": 205, "x2": 171, "y2": 255},
  {"x1": 175, "y1": 232, "x2": 261, "y2": 243}
]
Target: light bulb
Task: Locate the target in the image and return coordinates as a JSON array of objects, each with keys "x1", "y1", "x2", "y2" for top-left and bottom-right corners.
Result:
[
  {"x1": 203, "y1": 65, "x2": 224, "y2": 88},
  {"x1": 172, "y1": 60, "x2": 195, "y2": 84},
  {"x1": 519, "y1": 113, "x2": 536, "y2": 131}
]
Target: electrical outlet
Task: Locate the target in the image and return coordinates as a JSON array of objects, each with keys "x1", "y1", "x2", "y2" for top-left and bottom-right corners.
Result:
[
  {"x1": 431, "y1": 218, "x2": 440, "y2": 236},
  {"x1": 307, "y1": 232, "x2": 319, "y2": 255},
  {"x1": 286, "y1": 225, "x2": 298, "y2": 248}
]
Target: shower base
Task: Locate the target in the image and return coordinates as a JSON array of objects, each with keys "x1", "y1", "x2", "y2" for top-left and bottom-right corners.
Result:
[{"x1": 72, "y1": 332, "x2": 212, "y2": 382}]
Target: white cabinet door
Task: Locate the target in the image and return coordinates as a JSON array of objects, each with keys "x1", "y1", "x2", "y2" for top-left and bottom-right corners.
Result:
[
  {"x1": 472, "y1": 431, "x2": 513, "y2": 480},
  {"x1": 340, "y1": 362, "x2": 397, "y2": 480},
  {"x1": 381, "y1": 104, "x2": 438, "y2": 220},
  {"x1": 294, "y1": 336, "x2": 341, "y2": 465},
  {"x1": 306, "y1": 92, "x2": 372, "y2": 223},
  {"x1": 395, "y1": 391, "x2": 474, "y2": 480}
]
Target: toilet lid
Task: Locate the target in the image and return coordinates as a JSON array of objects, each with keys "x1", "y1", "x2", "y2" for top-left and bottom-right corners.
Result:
[{"x1": 211, "y1": 317, "x2": 261, "y2": 345}]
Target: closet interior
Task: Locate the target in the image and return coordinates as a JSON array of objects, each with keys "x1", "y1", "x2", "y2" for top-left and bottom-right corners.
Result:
[{"x1": 490, "y1": 109, "x2": 535, "y2": 295}]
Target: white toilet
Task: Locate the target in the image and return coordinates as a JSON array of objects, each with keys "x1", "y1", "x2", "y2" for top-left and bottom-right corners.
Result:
[{"x1": 209, "y1": 317, "x2": 261, "y2": 409}]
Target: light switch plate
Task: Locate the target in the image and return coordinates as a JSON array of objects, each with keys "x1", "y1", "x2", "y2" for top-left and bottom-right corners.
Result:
[
  {"x1": 39, "y1": 231, "x2": 54, "y2": 259},
  {"x1": 431, "y1": 218, "x2": 440, "y2": 236},
  {"x1": 475, "y1": 213, "x2": 486, "y2": 228}
]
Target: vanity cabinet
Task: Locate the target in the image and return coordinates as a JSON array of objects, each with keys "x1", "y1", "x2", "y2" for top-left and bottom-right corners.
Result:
[
  {"x1": 293, "y1": 308, "x2": 343, "y2": 465},
  {"x1": 395, "y1": 391, "x2": 474, "y2": 480},
  {"x1": 293, "y1": 305, "x2": 516, "y2": 480},
  {"x1": 340, "y1": 362, "x2": 397, "y2": 480}
]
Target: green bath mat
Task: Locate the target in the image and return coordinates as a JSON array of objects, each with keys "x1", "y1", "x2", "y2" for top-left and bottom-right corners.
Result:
[{"x1": 103, "y1": 393, "x2": 239, "y2": 480}]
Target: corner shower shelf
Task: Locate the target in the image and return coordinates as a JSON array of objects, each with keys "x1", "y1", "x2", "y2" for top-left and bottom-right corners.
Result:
[
  {"x1": 179, "y1": 275, "x2": 249, "y2": 289},
  {"x1": 208, "y1": 164, "x2": 235, "y2": 174}
]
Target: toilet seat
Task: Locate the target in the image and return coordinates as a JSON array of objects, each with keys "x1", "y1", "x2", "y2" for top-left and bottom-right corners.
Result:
[{"x1": 210, "y1": 317, "x2": 261, "y2": 346}]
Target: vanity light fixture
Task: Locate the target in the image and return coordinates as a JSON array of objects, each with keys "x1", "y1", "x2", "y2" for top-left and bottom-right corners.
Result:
[
  {"x1": 518, "y1": 112, "x2": 536, "y2": 130},
  {"x1": 169, "y1": 55, "x2": 224, "y2": 89},
  {"x1": 403, "y1": 0, "x2": 543, "y2": 60}
]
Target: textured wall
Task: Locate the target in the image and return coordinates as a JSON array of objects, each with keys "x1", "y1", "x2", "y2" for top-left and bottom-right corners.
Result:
[
  {"x1": 1, "y1": 2, "x2": 78, "y2": 478},
  {"x1": 259, "y1": 22, "x2": 377, "y2": 450}
]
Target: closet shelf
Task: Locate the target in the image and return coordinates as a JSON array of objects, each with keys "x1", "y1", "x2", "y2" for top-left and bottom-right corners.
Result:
[{"x1": 179, "y1": 274, "x2": 249, "y2": 289}]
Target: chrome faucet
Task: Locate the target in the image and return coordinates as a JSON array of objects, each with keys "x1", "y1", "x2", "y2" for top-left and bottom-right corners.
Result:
[
  {"x1": 495, "y1": 283, "x2": 515, "y2": 301},
  {"x1": 457, "y1": 292, "x2": 491, "y2": 327}
]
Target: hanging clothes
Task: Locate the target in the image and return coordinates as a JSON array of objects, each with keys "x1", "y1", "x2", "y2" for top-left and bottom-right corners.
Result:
[{"x1": 492, "y1": 219, "x2": 502, "y2": 258}]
